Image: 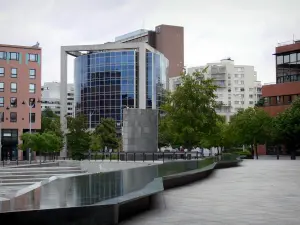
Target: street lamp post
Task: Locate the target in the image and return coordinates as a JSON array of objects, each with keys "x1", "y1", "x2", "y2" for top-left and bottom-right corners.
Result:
[
  {"x1": 22, "y1": 99, "x2": 41, "y2": 164},
  {"x1": 89, "y1": 111, "x2": 96, "y2": 131},
  {"x1": 22, "y1": 100, "x2": 32, "y2": 164}
]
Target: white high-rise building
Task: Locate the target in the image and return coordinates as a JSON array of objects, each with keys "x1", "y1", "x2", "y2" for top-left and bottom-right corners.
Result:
[
  {"x1": 41, "y1": 82, "x2": 75, "y2": 117},
  {"x1": 170, "y1": 58, "x2": 262, "y2": 122}
]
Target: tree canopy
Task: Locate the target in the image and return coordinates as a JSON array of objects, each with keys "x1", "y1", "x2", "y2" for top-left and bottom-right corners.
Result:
[
  {"x1": 94, "y1": 117, "x2": 119, "y2": 150},
  {"x1": 66, "y1": 114, "x2": 90, "y2": 159},
  {"x1": 273, "y1": 98, "x2": 300, "y2": 159},
  {"x1": 227, "y1": 107, "x2": 272, "y2": 158},
  {"x1": 159, "y1": 70, "x2": 219, "y2": 149}
]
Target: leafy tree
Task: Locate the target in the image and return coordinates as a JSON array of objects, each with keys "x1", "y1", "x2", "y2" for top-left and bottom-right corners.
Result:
[
  {"x1": 201, "y1": 116, "x2": 231, "y2": 154},
  {"x1": 89, "y1": 133, "x2": 103, "y2": 159},
  {"x1": 66, "y1": 114, "x2": 90, "y2": 159},
  {"x1": 94, "y1": 117, "x2": 119, "y2": 150},
  {"x1": 228, "y1": 107, "x2": 272, "y2": 159},
  {"x1": 160, "y1": 70, "x2": 219, "y2": 150},
  {"x1": 273, "y1": 98, "x2": 300, "y2": 160},
  {"x1": 41, "y1": 108, "x2": 63, "y2": 149},
  {"x1": 20, "y1": 133, "x2": 46, "y2": 164},
  {"x1": 43, "y1": 132, "x2": 62, "y2": 160}
]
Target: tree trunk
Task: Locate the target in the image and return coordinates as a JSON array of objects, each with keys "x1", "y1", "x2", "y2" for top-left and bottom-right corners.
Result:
[
  {"x1": 250, "y1": 144, "x2": 254, "y2": 159},
  {"x1": 254, "y1": 138, "x2": 258, "y2": 160}
]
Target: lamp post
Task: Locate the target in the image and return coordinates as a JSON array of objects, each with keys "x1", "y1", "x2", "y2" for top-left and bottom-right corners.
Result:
[
  {"x1": 22, "y1": 99, "x2": 41, "y2": 163},
  {"x1": 89, "y1": 111, "x2": 95, "y2": 131}
]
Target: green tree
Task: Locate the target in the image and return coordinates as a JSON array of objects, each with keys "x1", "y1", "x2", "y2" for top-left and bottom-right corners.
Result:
[
  {"x1": 228, "y1": 107, "x2": 272, "y2": 159},
  {"x1": 20, "y1": 133, "x2": 46, "y2": 164},
  {"x1": 273, "y1": 98, "x2": 300, "y2": 160},
  {"x1": 94, "y1": 117, "x2": 119, "y2": 150},
  {"x1": 43, "y1": 132, "x2": 62, "y2": 160},
  {"x1": 66, "y1": 114, "x2": 90, "y2": 159},
  {"x1": 160, "y1": 69, "x2": 219, "y2": 150},
  {"x1": 41, "y1": 108, "x2": 63, "y2": 149},
  {"x1": 89, "y1": 133, "x2": 103, "y2": 159},
  {"x1": 201, "y1": 116, "x2": 231, "y2": 154}
]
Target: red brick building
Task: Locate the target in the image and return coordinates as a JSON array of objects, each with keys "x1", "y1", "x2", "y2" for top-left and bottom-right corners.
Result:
[
  {"x1": 0, "y1": 43, "x2": 42, "y2": 160},
  {"x1": 258, "y1": 41, "x2": 300, "y2": 155}
]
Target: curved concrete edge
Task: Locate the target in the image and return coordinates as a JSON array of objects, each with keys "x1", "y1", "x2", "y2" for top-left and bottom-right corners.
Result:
[
  {"x1": 0, "y1": 178, "x2": 165, "y2": 225},
  {"x1": 0, "y1": 159, "x2": 242, "y2": 225},
  {"x1": 162, "y1": 159, "x2": 241, "y2": 190}
]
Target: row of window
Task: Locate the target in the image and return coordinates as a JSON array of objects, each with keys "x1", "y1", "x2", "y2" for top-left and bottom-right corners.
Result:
[
  {"x1": 0, "y1": 52, "x2": 38, "y2": 62},
  {"x1": 0, "y1": 67, "x2": 36, "y2": 79},
  {"x1": 277, "y1": 74, "x2": 300, "y2": 83},
  {"x1": 0, "y1": 83, "x2": 36, "y2": 93},
  {"x1": 276, "y1": 53, "x2": 300, "y2": 65},
  {"x1": 0, "y1": 97, "x2": 37, "y2": 108},
  {"x1": 233, "y1": 101, "x2": 255, "y2": 105},
  {"x1": 0, "y1": 112, "x2": 36, "y2": 123}
]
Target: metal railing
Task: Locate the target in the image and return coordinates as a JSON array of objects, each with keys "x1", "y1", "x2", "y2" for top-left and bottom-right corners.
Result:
[{"x1": 82, "y1": 152, "x2": 213, "y2": 163}]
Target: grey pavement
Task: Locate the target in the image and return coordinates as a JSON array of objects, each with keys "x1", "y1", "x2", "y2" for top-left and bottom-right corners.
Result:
[{"x1": 121, "y1": 159, "x2": 300, "y2": 225}]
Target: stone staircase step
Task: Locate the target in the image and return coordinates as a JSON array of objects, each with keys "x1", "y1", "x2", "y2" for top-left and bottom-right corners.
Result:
[
  {"x1": 0, "y1": 167, "x2": 82, "y2": 172},
  {"x1": 0, "y1": 182, "x2": 35, "y2": 186},
  {"x1": 0, "y1": 170, "x2": 83, "y2": 176},
  {"x1": 0, "y1": 178, "x2": 48, "y2": 183}
]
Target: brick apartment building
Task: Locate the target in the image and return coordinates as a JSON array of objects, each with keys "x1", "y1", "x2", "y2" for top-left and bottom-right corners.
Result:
[
  {"x1": 0, "y1": 43, "x2": 42, "y2": 161},
  {"x1": 258, "y1": 40, "x2": 300, "y2": 155}
]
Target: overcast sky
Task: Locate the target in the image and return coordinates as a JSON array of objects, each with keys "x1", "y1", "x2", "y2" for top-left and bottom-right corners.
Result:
[{"x1": 1, "y1": 0, "x2": 299, "y2": 84}]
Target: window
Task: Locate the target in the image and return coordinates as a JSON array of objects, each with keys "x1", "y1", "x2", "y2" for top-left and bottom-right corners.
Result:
[
  {"x1": 29, "y1": 54, "x2": 38, "y2": 62},
  {"x1": 0, "y1": 97, "x2": 3, "y2": 107},
  {"x1": 234, "y1": 80, "x2": 244, "y2": 85},
  {"x1": 29, "y1": 84, "x2": 36, "y2": 93},
  {"x1": 29, "y1": 69, "x2": 36, "y2": 79},
  {"x1": 10, "y1": 83, "x2": 17, "y2": 93},
  {"x1": 277, "y1": 55, "x2": 283, "y2": 64},
  {"x1": 10, "y1": 97, "x2": 17, "y2": 107},
  {"x1": 290, "y1": 53, "x2": 297, "y2": 62},
  {"x1": 10, "y1": 112, "x2": 17, "y2": 122},
  {"x1": 11, "y1": 68, "x2": 17, "y2": 78},
  {"x1": 0, "y1": 83, "x2": 3, "y2": 92},
  {"x1": 249, "y1": 101, "x2": 254, "y2": 104},
  {"x1": 29, "y1": 98, "x2": 36, "y2": 108},
  {"x1": 0, "y1": 52, "x2": 6, "y2": 59},
  {"x1": 0, "y1": 112, "x2": 4, "y2": 122},
  {"x1": 236, "y1": 67, "x2": 244, "y2": 72},
  {"x1": 234, "y1": 101, "x2": 240, "y2": 104},
  {"x1": 0, "y1": 67, "x2": 4, "y2": 76},
  {"x1": 249, "y1": 94, "x2": 253, "y2": 98},
  {"x1": 284, "y1": 54, "x2": 289, "y2": 63},
  {"x1": 9, "y1": 52, "x2": 19, "y2": 60},
  {"x1": 29, "y1": 113, "x2": 36, "y2": 123}
]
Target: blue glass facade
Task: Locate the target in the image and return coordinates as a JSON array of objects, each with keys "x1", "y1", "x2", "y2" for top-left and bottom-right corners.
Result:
[{"x1": 74, "y1": 49, "x2": 168, "y2": 129}]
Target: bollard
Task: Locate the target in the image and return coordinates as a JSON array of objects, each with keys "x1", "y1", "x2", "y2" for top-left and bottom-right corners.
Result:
[{"x1": 162, "y1": 152, "x2": 164, "y2": 163}]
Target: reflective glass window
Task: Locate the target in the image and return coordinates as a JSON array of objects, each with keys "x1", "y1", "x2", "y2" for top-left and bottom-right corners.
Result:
[
  {"x1": 290, "y1": 53, "x2": 297, "y2": 62},
  {"x1": 277, "y1": 55, "x2": 283, "y2": 65}
]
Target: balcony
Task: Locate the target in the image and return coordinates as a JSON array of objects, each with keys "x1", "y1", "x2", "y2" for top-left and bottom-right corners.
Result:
[{"x1": 211, "y1": 74, "x2": 226, "y2": 80}]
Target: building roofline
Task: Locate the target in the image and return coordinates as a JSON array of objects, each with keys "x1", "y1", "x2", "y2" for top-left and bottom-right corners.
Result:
[
  {"x1": 62, "y1": 42, "x2": 167, "y2": 59},
  {"x1": 0, "y1": 44, "x2": 41, "y2": 50}
]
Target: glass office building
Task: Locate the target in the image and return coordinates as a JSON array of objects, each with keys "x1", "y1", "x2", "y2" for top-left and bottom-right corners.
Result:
[{"x1": 74, "y1": 47, "x2": 168, "y2": 129}]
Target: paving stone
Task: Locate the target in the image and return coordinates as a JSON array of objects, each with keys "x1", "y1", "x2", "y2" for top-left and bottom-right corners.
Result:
[{"x1": 121, "y1": 160, "x2": 300, "y2": 225}]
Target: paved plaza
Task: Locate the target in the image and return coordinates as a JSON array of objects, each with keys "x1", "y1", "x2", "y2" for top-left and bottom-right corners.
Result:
[{"x1": 121, "y1": 159, "x2": 300, "y2": 225}]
